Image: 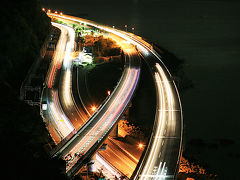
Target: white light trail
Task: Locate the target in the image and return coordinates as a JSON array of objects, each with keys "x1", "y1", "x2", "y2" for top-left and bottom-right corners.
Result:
[{"x1": 49, "y1": 102, "x2": 75, "y2": 138}]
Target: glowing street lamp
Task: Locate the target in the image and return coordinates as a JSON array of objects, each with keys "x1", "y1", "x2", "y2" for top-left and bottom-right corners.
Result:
[
  {"x1": 138, "y1": 143, "x2": 144, "y2": 149},
  {"x1": 42, "y1": 8, "x2": 45, "y2": 12},
  {"x1": 107, "y1": 90, "x2": 111, "y2": 96},
  {"x1": 124, "y1": 25, "x2": 127, "y2": 31},
  {"x1": 60, "y1": 12, "x2": 63, "y2": 15},
  {"x1": 132, "y1": 27, "x2": 135, "y2": 34},
  {"x1": 54, "y1": 11, "x2": 58, "y2": 14},
  {"x1": 91, "y1": 106, "x2": 97, "y2": 112},
  {"x1": 47, "y1": 9, "x2": 51, "y2": 13}
]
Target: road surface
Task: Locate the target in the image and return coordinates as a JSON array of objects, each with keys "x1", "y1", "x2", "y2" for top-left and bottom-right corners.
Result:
[
  {"x1": 53, "y1": 51, "x2": 141, "y2": 176},
  {"x1": 131, "y1": 41, "x2": 183, "y2": 180},
  {"x1": 41, "y1": 23, "x2": 76, "y2": 143},
  {"x1": 46, "y1": 13, "x2": 182, "y2": 179}
]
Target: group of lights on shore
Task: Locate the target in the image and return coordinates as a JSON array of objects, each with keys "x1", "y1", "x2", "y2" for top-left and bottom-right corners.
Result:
[
  {"x1": 43, "y1": 7, "x2": 134, "y2": 34},
  {"x1": 112, "y1": 24, "x2": 135, "y2": 32}
]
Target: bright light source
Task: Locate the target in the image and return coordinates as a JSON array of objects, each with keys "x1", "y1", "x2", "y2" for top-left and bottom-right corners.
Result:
[
  {"x1": 107, "y1": 90, "x2": 111, "y2": 96},
  {"x1": 42, "y1": 8, "x2": 45, "y2": 11},
  {"x1": 60, "y1": 12, "x2": 63, "y2": 15},
  {"x1": 42, "y1": 103, "x2": 47, "y2": 110},
  {"x1": 138, "y1": 143, "x2": 144, "y2": 149},
  {"x1": 47, "y1": 9, "x2": 51, "y2": 13},
  {"x1": 91, "y1": 106, "x2": 97, "y2": 111},
  {"x1": 55, "y1": 11, "x2": 58, "y2": 14}
]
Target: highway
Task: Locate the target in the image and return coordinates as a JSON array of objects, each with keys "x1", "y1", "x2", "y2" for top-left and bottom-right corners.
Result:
[
  {"x1": 42, "y1": 15, "x2": 142, "y2": 177},
  {"x1": 41, "y1": 21, "x2": 92, "y2": 142},
  {"x1": 42, "y1": 21, "x2": 98, "y2": 152},
  {"x1": 41, "y1": 23, "x2": 76, "y2": 143},
  {"x1": 53, "y1": 52, "x2": 141, "y2": 176},
  {"x1": 99, "y1": 137, "x2": 141, "y2": 178},
  {"x1": 45, "y1": 13, "x2": 182, "y2": 179},
  {"x1": 130, "y1": 43, "x2": 183, "y2": 179},
  {"x1": 56, "y1": 23, "x2": 90, "y2": 131}
]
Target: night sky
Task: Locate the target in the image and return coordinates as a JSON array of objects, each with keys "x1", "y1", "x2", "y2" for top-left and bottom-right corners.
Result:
[{"x1": 40, "y1": 0, "x2": 240, "y2": 178}]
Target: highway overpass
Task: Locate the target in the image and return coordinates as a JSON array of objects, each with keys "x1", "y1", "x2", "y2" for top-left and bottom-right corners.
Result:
[
  {"x1": 43, "y1": 13, "x2": 182, "y2": 179},
  {"x1": 41, "y1": 16, "x2": 141, "y2": 177},
  {"x1": 131, "y1": 47, "x2": 183, "y2": 180},
  {"x1": 41, "y1": 23, "x2": 76, "y2": 143},
  {"x1": 52, "y1": 52, "x2": 141, "y2": 176}
]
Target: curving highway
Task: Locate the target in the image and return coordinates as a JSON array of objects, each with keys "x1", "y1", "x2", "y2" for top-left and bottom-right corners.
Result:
[
  {"x1": 43, "y1": 13, "x2": 182, "y2": 179},
  {"x1": 41, "y1": 23, "x2": 76, "y2": 143},
  {"x1": 53, "y1": 52, "x2": 141, "y2": 176},
  {"x1": 132, "y1": 60, "x2": 182, "y2": 180}
]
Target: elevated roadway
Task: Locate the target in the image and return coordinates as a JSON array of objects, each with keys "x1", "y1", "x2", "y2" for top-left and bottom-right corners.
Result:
[
  {"x1": 53, "y1": 52, "x2": 141, "y2": 177},
  {"x1": 128, "y1": 38, "x2": 183, "y2": 180},
  {"x1": 41, "y1": 23, "x2": 76, "y2": 143},
  {"x1": 42, "y1": 15, "x2": 141, "y2": 177},
  {"x1": 45, "y1": 13, "x2": 182, "y2": 179}
]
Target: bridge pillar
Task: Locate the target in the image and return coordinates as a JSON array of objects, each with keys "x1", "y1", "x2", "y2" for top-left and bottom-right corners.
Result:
[{"x1": 109, "y1": 123, "x2": 118, "y2": 138}]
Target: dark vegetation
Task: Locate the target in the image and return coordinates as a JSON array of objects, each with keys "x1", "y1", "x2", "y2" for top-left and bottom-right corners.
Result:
[
  {"x1": 93, "y1": 36, "x2": 121, "y2": 57},
  {"x1": 87, "y1": 55, "x2": 124, "y2": 105},
  {"x1": 182, "y1": 138, "x2": 239, "y2": 179},
  {"x1": 1, "y1": 0, "x2": 50, "y2": 90},
  {"x1": 0, "y1": 0, "x2": 68, "y2": 179},
  {"x1": 128, "y1": 59, "x2": 156, "y2": 137},
  {"x1": 152, "y1": 42, "x2": 194, "y2": 92}
]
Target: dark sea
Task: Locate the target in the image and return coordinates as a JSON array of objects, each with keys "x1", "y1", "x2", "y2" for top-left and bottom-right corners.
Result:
[{"x1": 41, "y1": 0, "x2": 240, "y2": 179}]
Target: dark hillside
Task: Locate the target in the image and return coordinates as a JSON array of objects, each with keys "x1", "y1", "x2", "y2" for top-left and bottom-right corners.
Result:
[
  {"x1": 0, "y1": 0, "x2": 50, "y2": 90},
  {"x1": 0, "y1": 0, "x2": 68, "y2": 179}
]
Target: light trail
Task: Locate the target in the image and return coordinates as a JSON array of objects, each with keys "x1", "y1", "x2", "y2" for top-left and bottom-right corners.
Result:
[
  {"x1": 65, "y1": 66, "x2": 140, "y2": 173},
  {"x1": 42, "y1": 23, "x2": 77, "y2": 142},
  {"x1": 133, "y1": 61, "x2": 181, "y2": 180},
  {"x1": 96, "y1": 153, "x2": 122, "y2": 178},
  {"x1": 45, "y1": 13, "x2": 182, "y2": 179},
  {"x1": 47, "y1": 22, "x2": 67, "y2": 88},
  {"x1": 46, "y1": 14, "x2": 142, "y2": 177}
]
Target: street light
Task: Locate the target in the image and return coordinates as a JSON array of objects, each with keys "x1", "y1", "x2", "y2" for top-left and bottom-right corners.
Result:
[
  {"x1": 54, "y1": 10, "x2": 58, "y2": 14},
  {"x1": 124, "y1": 25, "x2": 127, "y2": 31},
  {"x1": 107, "y1": 90, "x2": 111, "y2": 96},
  {"x1": 42, "y1": 8, "x2": 45, "y2": 12},
  {"x1": 132, "y1": 27, "x2": 135, "y2": 34},
  {"x1": 60, "y1": 12, "x2": 63, "y2": 16},
  {"x1": 47, "y1": 9, "x2": 51, "y2": 13},
  {"x1": 138, "y1": 143, "x2": 144, "y2": 149},
  {"x1": 91, "y1": 106, "x2": 97, "y2": 111}
]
